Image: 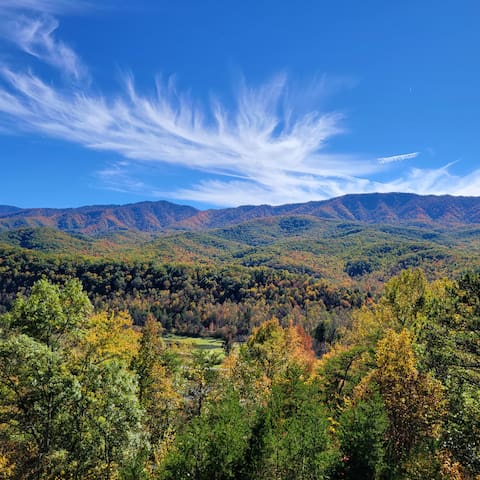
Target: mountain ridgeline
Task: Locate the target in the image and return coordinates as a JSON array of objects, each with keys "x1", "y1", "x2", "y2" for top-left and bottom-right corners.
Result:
[{"x1": 2, "y1": 192, "x2": 480, "y2": 235}]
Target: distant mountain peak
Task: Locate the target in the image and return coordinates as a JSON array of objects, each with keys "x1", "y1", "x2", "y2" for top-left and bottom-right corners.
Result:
[{"x1": 1, "y1": 193, "x2": 480, "y2": 235}]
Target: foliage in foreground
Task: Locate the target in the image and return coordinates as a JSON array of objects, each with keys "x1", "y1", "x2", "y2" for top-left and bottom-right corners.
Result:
[{"x1": 0, "y1": 269, "x2": 479, "y2": 479}]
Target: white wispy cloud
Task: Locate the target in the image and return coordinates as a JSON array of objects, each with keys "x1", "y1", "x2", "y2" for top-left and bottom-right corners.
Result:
[
  {"x1": 377, "y1": 152, "x2": 419, "y2": 165},
  {"x1": 0, "y1": 68, "x2": 355, "y2": 195},
  {"x1": 0, "y1": 14, "x2": 88, "y2": 80},
  {"x1": 0, "y1": 6, "x2": 478, "y2": 206}
]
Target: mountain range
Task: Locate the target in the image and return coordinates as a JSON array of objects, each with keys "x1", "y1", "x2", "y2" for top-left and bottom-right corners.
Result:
[
  {"x1": 2, "y1": 192, "x2": 480, "y2": 235},
  {"x1": 2, "y1": 192, "x2": 480, "y2": 290}
]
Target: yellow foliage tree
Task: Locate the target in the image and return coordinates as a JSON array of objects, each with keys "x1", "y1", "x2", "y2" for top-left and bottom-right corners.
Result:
[
  {"x1": 357, "y1": 329, "x2": 444, "y2": 472},
  {"x1": 133, "y1": 315, "x2": 181, "y2": 450},
  {"x1": 81, "y1": 310, "x2": 140, "y2": 364}
]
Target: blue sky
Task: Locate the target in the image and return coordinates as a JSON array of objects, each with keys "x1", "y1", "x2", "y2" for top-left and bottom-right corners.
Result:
[{"x1": 0, "y1": 0, "x2": 479, "y2": 208}]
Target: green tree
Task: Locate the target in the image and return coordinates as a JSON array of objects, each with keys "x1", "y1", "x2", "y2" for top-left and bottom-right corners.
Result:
[
  {"x1": 160, "y1": 388, "x2": 251, "y2": 480},
  {"x1": 67, "y1": 359, "x2": 142, "y2": 480},
  {"x1": 184, "y1": 349, "x2": 221, "y2": 418},
  {"x1": 0, "y1": 279, "x2": 142, "y2": 480},
  {"x1": 245, "y1": 366, "x2": 337, "y2": 480},
  {"x1": 0, "y1": 334, "x2": 80, "y2": 479},
  {"x1": 335, "y1": 392, "x2": 388, "y2": 480},
  {"x1": 5, "y1": 278, "x2": 92, "y2": 348},
  {"x1": 418, "y1": 273, "x2": 480, "y2": 475}
]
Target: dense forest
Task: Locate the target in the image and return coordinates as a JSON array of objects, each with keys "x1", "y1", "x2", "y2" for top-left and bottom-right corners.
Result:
[
  {"x1": 0, "y1": 268, "x2": 479, "y2": 479},
  {"x1": 0, "y1": 244, "x2": 364, "y2": 347},
  {"x1": 1, "y1": 196, "x2": 480, "y2": 478}
]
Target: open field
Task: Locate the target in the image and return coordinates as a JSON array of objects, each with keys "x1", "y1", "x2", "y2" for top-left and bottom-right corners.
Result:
[{"x1": 163, "y1": 334, "x2": 225, "y2": 356}]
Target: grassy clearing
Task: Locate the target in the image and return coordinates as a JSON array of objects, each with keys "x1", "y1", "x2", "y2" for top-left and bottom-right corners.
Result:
[{"x1": 163, "y1": 334, "x2": 225, "y2": 356}]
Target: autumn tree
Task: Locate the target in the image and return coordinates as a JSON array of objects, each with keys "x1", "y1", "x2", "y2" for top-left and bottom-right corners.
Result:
[
  {"x1": 131, "y1": 314, "x2": 181, "y2": 473},
  {"x1": 357, "y1": 329, "x2": 444, "y2": 478},
  {"x1": 226, "y1": 318, "x2": 316, "y2": 406}
]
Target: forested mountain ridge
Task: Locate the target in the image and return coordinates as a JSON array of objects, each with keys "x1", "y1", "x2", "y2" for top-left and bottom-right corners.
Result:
[
  {"x1": 0, "y1": 200, "x2": 199, "y2": 234},
  {"x1": 2, "y1": 192, "x2": 480, "y2": 234}
]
